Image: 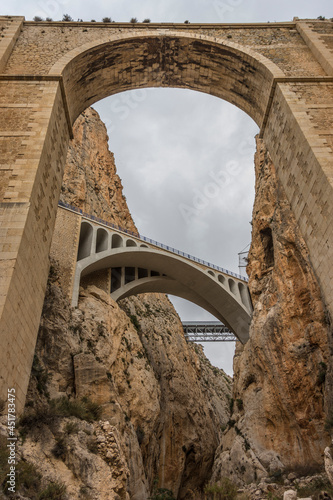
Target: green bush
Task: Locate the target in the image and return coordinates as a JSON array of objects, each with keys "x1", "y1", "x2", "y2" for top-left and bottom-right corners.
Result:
[
  {"x1": 130, "y1": 314, "x2": 140, "y2": 331},
  {"x1": 38, "y1": 481, "x2": 67, "y2": 500},
  {"x1": 149, "y1": 487, "x2": 175, "y2": 499},
  {"x1": 52, "y1": 437, "x2": 67, "y2": 460},
  {"x1": 15, "y1": 461, "x2": 42, "y2": 495},
  {"x1": 19, "y1": 403, "x2": 56, "y2": 438},
  {"x1": 31, "y1": 355, "x2": 50, "y2": 397},
  {"x1": 236, "y1": 399, "x2": 244, "y2": 411},
  {"x1": 50, "y1": 396, "x2": 102, "y2": 422},
  {"x1": 62, "y1": 14, "x2": 73, "y2": 21},
  {"x1": 296, "y1": 476, "x2": 333, "y2": 499},
  {"x1": 64, "y1": 422, "x2": 79, "y2": 434},
  {"x1": 204, "y1": 478, "x2": 238, "y2": 500}
]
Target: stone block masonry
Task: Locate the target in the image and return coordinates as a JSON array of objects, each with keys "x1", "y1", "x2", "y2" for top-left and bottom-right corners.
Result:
[
  {"x1": 0, "y1": 16, "x2": 332, "y2": 412},
  {"x1": 50, "y1": 208, "x2": 81, "y2": 298}
]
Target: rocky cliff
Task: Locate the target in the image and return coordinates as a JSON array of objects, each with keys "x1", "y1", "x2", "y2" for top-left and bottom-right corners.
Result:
[
  {"x1": 211, "y1": 137, "x2": 332, "y2": 486},
  {"x1": 0, "y1": 108, "x2": 232, "y2": 500}
]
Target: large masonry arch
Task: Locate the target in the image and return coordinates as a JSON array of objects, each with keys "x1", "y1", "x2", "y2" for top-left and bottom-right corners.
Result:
[
  {"x1": 49, "y1": 31, "x2": 283, "y2": 125},
  {"x1": 0, "y1": 17, "x2": 333, "y2": 411}
]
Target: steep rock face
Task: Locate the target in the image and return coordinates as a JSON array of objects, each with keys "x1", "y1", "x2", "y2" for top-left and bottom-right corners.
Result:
[
  {"x1": 3, "y1": 107, "x2": 232, "y2": 499},
  {"x1": 211, "y1": 137, "x2": 332, "y2": 485},
  {"x1": 61, "y1": 107, "x2": 136, "y2": 232}
]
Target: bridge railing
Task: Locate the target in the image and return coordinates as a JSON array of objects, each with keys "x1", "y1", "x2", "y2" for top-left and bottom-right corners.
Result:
[{"x1": 58, "y1": 200, "x2": 249, "y2": 282}]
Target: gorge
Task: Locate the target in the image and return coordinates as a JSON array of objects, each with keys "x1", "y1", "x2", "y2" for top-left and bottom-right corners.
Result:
[{"x1": 1, "y1": 103, "x2": 332, "y2": 499}]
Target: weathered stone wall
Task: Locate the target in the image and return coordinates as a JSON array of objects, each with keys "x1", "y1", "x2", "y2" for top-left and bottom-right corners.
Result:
[
  {"x1": 0, "y1": 79, "x2": 71, "y2": 412},
  {"x1": 50, "y1": 208, "x2": 81, "y2": 297},
  {"x1": 3, "y1": 21, "x2": 325, "y2": 78}
]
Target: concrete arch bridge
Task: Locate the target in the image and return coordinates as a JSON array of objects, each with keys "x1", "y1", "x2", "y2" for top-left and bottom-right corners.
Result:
[{"x1": 65, "y1": 203, "x2": 252, "y2": 344}]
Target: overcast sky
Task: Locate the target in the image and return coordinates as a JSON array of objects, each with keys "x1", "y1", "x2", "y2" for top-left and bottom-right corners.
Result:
[{"x1": 6, "y1": 1, "x2": 332, "y2": 374}]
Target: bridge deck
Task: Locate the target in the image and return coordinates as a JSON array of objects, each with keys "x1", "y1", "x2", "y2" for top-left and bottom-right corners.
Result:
[
  {"x1": 183, "y1": 321, "x2": 237, "y2": 342},
  {"x1": 58, "y1": 200, "x2": 248, "y2": 282}
]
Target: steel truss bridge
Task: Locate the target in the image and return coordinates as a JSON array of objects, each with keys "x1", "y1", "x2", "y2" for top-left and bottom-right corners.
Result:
[{"x1": 183, "y1": 321, "x2": 237, "y2": 342}]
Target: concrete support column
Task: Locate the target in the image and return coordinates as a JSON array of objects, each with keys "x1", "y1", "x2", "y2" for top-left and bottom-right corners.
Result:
[
  {"x1": 91, "y1": 225, "x2": 97, "y2": 257},
  {"x1": 120, "y1": 267, "x2": 125, "y2": 287}
]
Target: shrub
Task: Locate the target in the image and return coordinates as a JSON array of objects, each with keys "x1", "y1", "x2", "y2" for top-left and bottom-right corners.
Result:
[
  {"x1": 150, "y1": 487, "x2": 175, "y2": 499},
  {"x1": 62, "y1": 14, "x2": 73, "y2": 21},
  {"x1": 52, "y1": 437, "x2": 67, "y2": 460},
  {"x1": 38, "y1": 481, "x2": 67, "y2": 499},
  {"x1": 130, "y1": 17, "x2": 138, "y2": 23},
  {"x1": 296, "y1": 476, "x2": 333, "y2": 499},
  {"x1": 64, "y1": 422, "x2": 79, "y2": 434},
  {"x1": 19, "y1": 404, "x2": 56, "y2": 438},
  {"x1": 130, "y1": 314, "x2": 140, "y2": 331},
  {"x1": 16, "y1": 460, "x2": 42, "y2": 495},
  {"x1": 82, "y1": 397, "x2": 103, "y2": 421},
  {"x1": 33, "y1": 16, "x2": 43, "y2": 21},
  {"x1": 102, "y1": 17, "x2": 112, "y2": 23},
  {"x1": 50, "y1": 396, "x2": 103, "y2": 422},
  {"x1": 236, "y1": 398, "x2": 244, "y2": 411},
  {"x1": 204, "y1": 478, "x2": 238, "y2": 500},
  {"x1": 31, "y1": 355, "x2": 50, "y2": 397},
  {"x1": 143, "y1": 18, "x2": 151, "y2": 23}
]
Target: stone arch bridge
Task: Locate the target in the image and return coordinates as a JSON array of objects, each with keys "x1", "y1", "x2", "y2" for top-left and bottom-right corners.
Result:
[
  {"x1": 0, "y1": 16, "x2": 333, "y2": 411},
  {"x1": 63, "y1": 203, "x2": 251, "y2": 343}
]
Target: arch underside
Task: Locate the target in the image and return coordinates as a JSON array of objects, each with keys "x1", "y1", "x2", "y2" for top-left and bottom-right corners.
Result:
[
  {"x1": 111, "y1": 275, "x2": 241, "y2": 331},
  {"x1": 57, "y1": 33, "x2": 280, "y2": 127},
  {"x1": 76, "y1": 247, "x2": 251, "y2": 343}
]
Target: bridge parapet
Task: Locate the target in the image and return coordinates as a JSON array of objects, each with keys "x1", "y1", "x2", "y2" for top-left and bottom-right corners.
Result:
[{"x1": 183, "y1": 321, "x2": 237, "y2": 342}]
